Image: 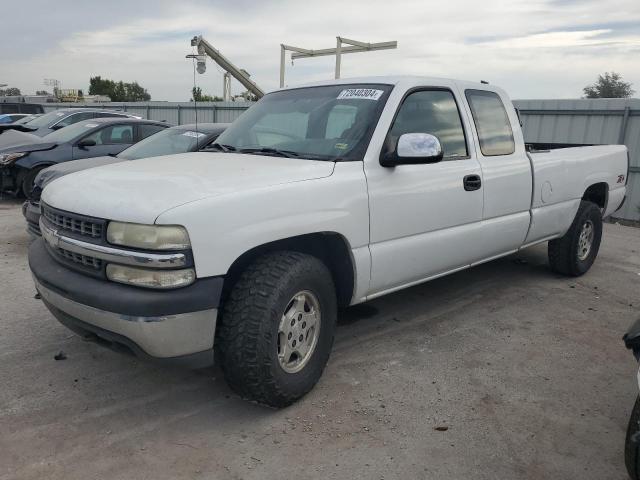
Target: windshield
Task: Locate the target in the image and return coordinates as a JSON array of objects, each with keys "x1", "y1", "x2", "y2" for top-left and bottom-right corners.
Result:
[
  {"x1": 119, "y1": 128, "x2": 210, "y2": 160},
  {"x1": 23, "y1": 110, "x2": 70, "y2": 128},
  {"x1": 41, "y1": 121, "x2": 100, "y2": 143},
  {"x1": 215, "y1": 84, "x2": 392, "y2": 160}
]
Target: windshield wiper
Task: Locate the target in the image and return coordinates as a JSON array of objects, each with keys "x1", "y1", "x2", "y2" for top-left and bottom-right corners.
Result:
[
  {"x1": 238, "y1": 147, "x2": 300, "y2": 158},
  {"x1": 203, "y1": 143, "x2": 237, "y2": 152}
]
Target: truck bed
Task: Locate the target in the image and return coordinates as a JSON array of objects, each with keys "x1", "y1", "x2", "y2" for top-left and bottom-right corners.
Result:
[{"x1": 523, "y1": 144, "x2": 628, "y2": 246}]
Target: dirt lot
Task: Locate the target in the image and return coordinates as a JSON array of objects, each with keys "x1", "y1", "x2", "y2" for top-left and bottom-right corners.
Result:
[{"x1": 1, "y1": 198, "x2": 639, "y2": 480}]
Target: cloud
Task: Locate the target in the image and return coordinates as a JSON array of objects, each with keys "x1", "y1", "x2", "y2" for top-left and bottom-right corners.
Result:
[{"x1": 2, "y1": 0, "x2": 639, "y2": 101}]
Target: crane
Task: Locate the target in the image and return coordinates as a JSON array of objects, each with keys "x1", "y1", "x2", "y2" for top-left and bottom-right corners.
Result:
[{"x1": 188, "y1": 36, "x2": 265, "y2": 100}]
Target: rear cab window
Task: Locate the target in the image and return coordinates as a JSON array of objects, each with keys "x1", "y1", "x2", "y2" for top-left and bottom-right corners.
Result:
[{"x1": 465, "y1": 90, "x2": 515, "y2": 156}]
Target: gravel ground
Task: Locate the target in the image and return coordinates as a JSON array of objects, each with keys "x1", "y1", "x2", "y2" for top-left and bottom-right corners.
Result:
[{"x1": 1, "y1": 198, "x2": 639, "y2": 480}]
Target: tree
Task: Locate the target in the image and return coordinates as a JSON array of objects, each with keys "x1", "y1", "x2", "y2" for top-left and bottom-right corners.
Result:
[
  {"x1": 35, "y1": 90, "x2": 51, "y2": 96},
  {"x1": 88, "y1": 76, "x2": 151, "y2": 101},
  {"x1": 191, "y1": 86, "x2": 222, "y2": 102},
  {"x1": 583, "y1": 72, "x2": 635, "y2": 98},
  {"x1": 0, "y1": 87, "x2": 21, "y2": 96}
]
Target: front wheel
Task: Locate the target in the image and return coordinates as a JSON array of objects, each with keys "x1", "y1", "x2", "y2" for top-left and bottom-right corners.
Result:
[
  {"x1": 216, "y1": 251, "x2": 337, "y2": 407},
  {"x1": 548, "y1": 200, "x2": 603, "y2": 276}
]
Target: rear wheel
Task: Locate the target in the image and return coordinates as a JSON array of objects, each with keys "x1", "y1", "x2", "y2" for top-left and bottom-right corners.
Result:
[
  {"x1": 548, "y1": 200, "x2": 602, "y2": 276},
  {"x1": 216, "y1": 251, "x2": 337, "y2": 407}
]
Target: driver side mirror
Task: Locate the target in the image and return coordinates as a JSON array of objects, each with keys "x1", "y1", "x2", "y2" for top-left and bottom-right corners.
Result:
[
  {"x1": 77, "y1": 139, "x2": 96, "y2": 149},
  {"x1": 380, "y1": 133, "x2": 444, "y2": 167}
]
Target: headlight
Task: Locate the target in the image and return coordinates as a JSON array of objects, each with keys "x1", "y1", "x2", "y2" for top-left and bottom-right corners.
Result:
[
  {"x1": 107, "y1": 222, "x2": 190, "y2": 250},
  {"x1": 106, "y1": 264, "x2": 195, "y2": 289},
  {"x1": 0, "y1": 152, "x2": 27, "y2": 166}
]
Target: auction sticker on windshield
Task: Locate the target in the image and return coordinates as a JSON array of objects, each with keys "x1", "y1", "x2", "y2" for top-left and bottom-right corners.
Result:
[
  {"x1": 337, "y1": 89, "x2": 384, "y2": 101},
  {"x1": 182, "y1": 131, "x2": 206, "y2": 138}
]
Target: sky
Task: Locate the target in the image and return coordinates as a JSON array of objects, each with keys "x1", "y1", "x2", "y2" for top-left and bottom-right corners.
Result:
[{"x1": 1, "y1": 0, "x2": 639, "y2": 101}]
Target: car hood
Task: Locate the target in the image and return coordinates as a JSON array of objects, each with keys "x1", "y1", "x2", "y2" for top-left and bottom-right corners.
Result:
[
  {"x1": 41, "y1": 152, "x2": 336, "y2": 224},
  {"x1": 0, "y1": 130, "x2": 46, "y2": 151},
  {"x1": 36, "y1": 155, "x2": 124, "y2": 189}
]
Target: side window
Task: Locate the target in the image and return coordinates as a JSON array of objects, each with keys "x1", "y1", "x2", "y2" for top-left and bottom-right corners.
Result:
[
  {"x1": 389, "y1": 90, "x2": 468, "y2": 159},
  {"x1": 56, "y1": 111, "x2": 95, "y2": 128},
  {"x1": 83, "y1": 125, "x2": 134, "y2": 145},
  {"x1": 138, "y1": 124, "x2": 165, "y2": 140},
  {"x1": 465, "y1": 90, "x2": 515, "y2": 156}
]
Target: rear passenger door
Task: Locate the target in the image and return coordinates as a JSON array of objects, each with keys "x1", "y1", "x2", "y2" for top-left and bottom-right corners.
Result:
[
  {"x1": 462, "y1": 89, "x2": 532, "y2": 257},
  {"x1": 365, "y1": 87, "x2": 485, "y2": 296}
]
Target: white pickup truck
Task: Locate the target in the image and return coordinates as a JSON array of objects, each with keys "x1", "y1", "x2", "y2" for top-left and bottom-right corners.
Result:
[{"x1": 29, "y1": 76, "x2": 629, "y2": 407}]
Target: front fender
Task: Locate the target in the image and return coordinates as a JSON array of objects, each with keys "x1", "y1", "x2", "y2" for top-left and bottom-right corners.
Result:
[
  {"x1": 15, "y1": 145, "x2": 71, "y2": 170},
  {"x1": 155, "y1": 162, "x2": 370, "y2": 279},
  {"x1": 15, "y1": 153, "x2": 53, "y2": 170}
]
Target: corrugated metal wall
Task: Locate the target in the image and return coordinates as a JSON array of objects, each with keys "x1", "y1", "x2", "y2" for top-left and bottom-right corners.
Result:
[
  {"x1": 41, "y1": 101, "x2": 253, "y2": 125},
  {"x1": 40, "y1": 98, "x2": 639, "y2": 220},
  {"x1": 514, "y1": 99, "x2": 640, "y2": 220}
]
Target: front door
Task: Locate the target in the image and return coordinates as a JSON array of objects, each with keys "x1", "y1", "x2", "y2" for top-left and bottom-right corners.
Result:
[
  {"x1": 72, "y1": 124, "x2": 134, "y2": 160},
  {"x1": 365, "y1": 87, "x2": 484, "y2": 296}
]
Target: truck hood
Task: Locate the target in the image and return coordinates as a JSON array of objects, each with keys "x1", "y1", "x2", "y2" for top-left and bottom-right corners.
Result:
[{"x1": 42, "y1": 152, "x2": 336, "y2": 224}]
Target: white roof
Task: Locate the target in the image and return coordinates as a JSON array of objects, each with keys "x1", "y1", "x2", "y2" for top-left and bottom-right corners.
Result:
[{"x1": 276, "y1": 75, "x2": 506, "y2": 97}]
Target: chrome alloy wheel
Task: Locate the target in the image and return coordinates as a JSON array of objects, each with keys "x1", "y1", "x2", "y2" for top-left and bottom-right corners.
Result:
[
  {"x1": 277, "y1": 291, "x2": 321, "y2": 374},
  {"x1": 577, "y1": 219, "x2": 595, "y2": 261}
]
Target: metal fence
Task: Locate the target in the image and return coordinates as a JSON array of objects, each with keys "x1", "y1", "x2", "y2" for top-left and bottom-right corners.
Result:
[
  {"x1": 41, "y1": 98, "x2": 639, "y2": 220},
  {"x1": 513, "y1": 99, "x2": 639, "y2": 220},
  {"x1": 41, "y1": 101, "x2": 254, "y2": 125}
]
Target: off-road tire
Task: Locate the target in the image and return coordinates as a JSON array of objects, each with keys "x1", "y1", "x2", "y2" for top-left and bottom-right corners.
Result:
[
  {"x1": 216, "y1": 251, "x2": 337, "y2": 408},
  {"x1": 548, "y1": 200, "x2": 602, "y2": 276}
]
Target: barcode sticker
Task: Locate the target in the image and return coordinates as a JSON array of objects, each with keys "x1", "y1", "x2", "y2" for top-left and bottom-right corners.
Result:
[
  {"x1": 337, "y1": 89, "x2": 384, "y2": 101},
  {"x1": 182, "y1": 131, "x2": 206, "y2": 138}
]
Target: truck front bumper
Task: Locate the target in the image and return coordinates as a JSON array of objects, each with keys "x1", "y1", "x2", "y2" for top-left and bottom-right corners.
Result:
[{"x1": 29, "y1": 239, "x2": 222, "y2": 368}]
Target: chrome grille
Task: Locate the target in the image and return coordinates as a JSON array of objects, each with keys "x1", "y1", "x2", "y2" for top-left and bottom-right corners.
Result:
[
  {"x1": 42, "y1": 204, "x2": 103, "y2": 239},
  {"x1": 56, "y1": 247, "x2": 103, "y2": 270}
]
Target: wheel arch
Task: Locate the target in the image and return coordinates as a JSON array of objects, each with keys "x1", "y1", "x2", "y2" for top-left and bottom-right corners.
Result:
[
  {"x1": 221, "y1": 232, "x2": 356, "y2": 309},
  {"x1": 582, "y1": 182, "x2": 608, "y2": 210}
]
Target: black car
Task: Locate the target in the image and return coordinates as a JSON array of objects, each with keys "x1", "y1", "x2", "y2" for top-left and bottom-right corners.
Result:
[
  {"x1": 23, "y1": 123, "x2": 228, "y2": 236},
  {"x1": 0, "y1": 118, "x2": 169, "y2": 197},
  {"x1": 0, "y1": 108, "x2": 138, "y2": 141},
  {"x1": 0, "y1": 102, "x2": 44, "y2": 115},
  {"x1": 624, "y1": 319, "x2": 640, "y2": 479}
]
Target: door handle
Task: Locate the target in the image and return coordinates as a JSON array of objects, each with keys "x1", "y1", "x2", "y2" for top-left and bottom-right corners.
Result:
[{"x1": 463, "y1": 174, "x2": 482, "y2": 191}]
